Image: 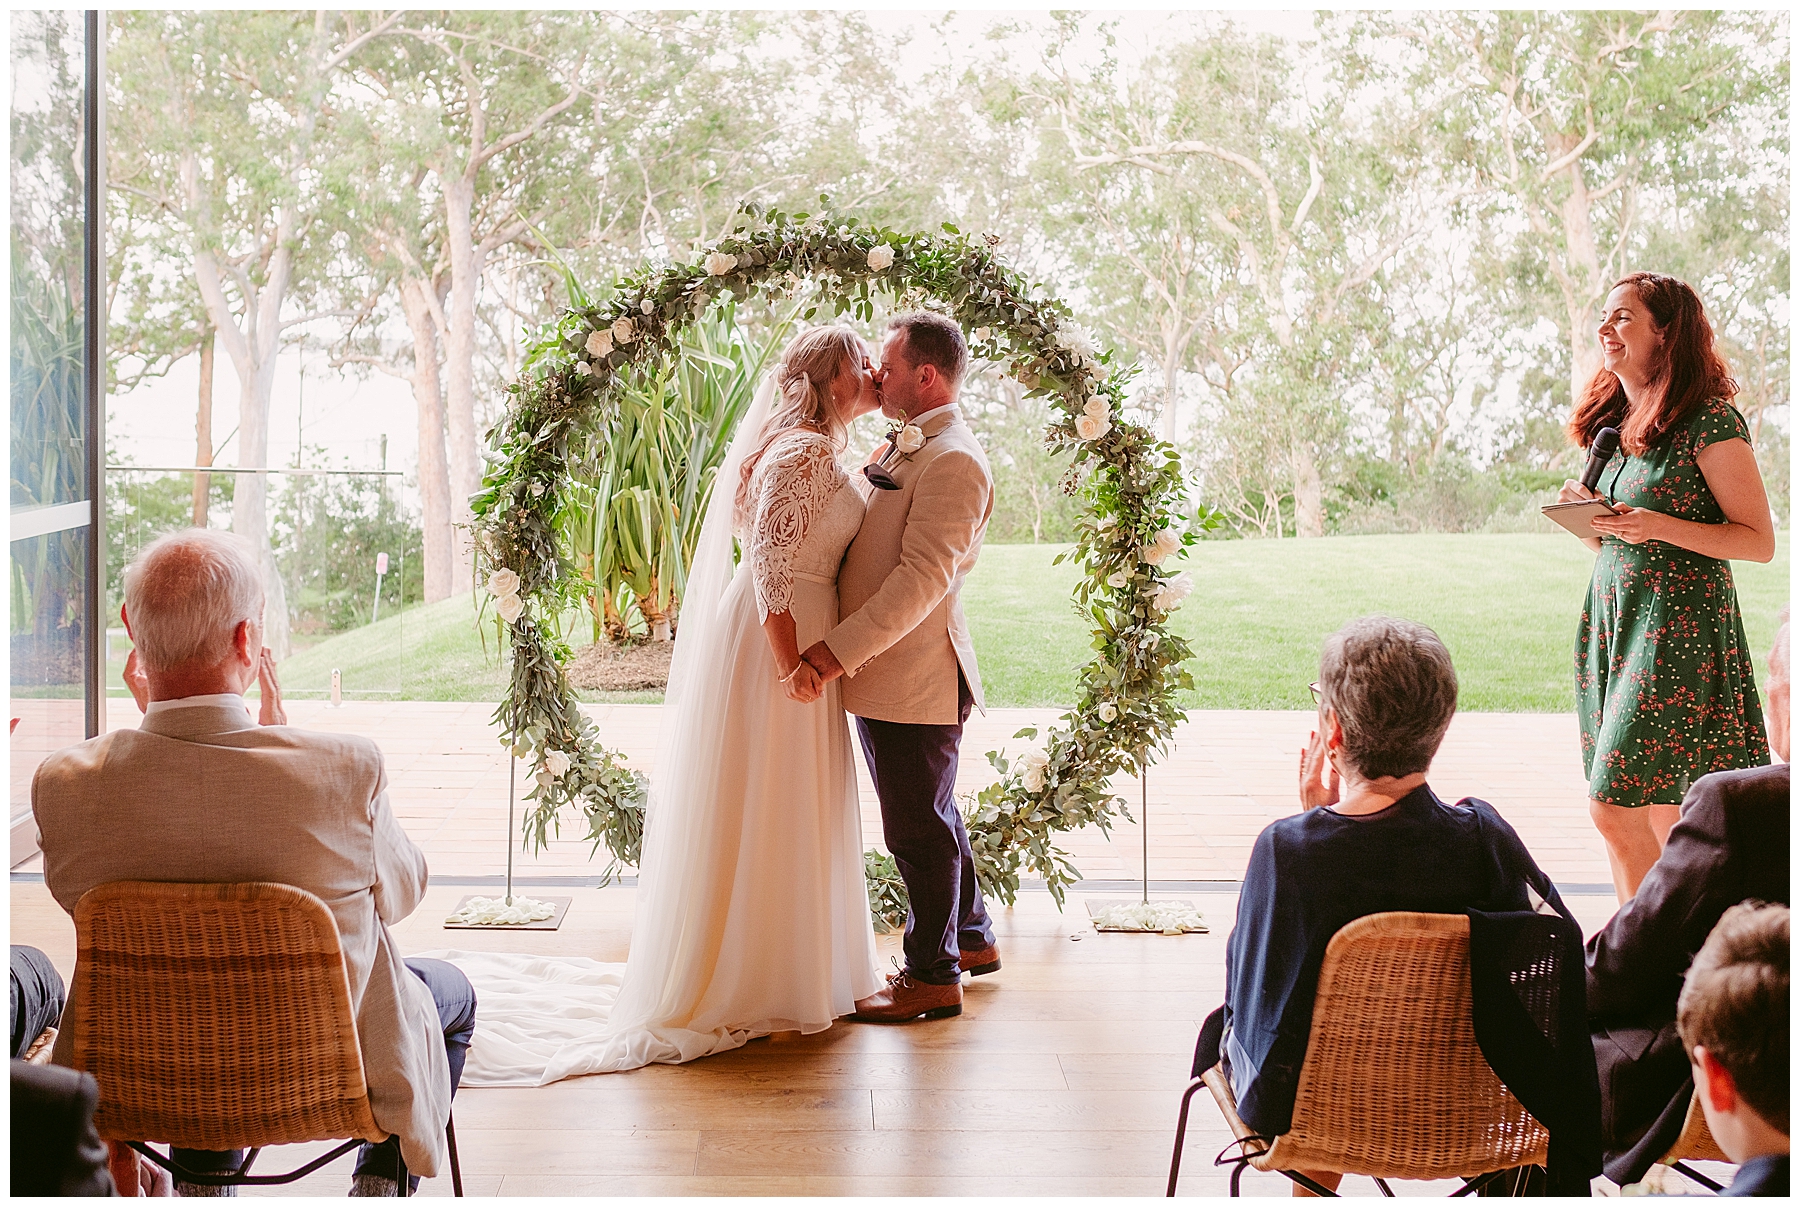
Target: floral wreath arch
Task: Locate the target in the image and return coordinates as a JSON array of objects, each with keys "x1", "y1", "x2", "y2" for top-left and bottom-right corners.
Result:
[{"x1": 471, "y1": 203, "x2": 1198, "y2": 918}]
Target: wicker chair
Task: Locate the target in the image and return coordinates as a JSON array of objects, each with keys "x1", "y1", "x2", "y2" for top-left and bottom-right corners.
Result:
[
  {"x1": 1656, "y1": 1090, "x2": 1731, "y2": 1193},
  {"x1": 64, "y1": 880, "x2": 462, "y2": 1195},
  {"x1": 1168, "y1": 912, "x2": 1550, "y2": 1197}
]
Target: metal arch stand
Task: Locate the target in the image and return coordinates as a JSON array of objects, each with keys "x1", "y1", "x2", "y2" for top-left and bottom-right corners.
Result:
[{"x1": 1085, "y1": 749, "x2": 1202, "y2": 934}]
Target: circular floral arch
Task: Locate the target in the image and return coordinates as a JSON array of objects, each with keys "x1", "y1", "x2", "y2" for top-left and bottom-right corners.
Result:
[{"x1": 471, "y1": 203, "x2": 1197, "y2": 917}]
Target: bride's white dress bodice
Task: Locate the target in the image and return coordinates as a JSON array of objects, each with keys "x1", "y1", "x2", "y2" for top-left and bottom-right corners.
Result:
[{"x1": 740, "y1": 430, "x2": 865, "y2": 624}]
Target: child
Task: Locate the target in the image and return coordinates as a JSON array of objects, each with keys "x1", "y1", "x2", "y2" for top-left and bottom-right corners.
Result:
[{"x1": 1676, "y1": 902, "x2": 1789, "y2": 1196}]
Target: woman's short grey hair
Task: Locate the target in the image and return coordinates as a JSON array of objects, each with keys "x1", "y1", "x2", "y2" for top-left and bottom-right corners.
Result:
[
  {"x1": 1317, "y1": 616, "x2": 1458, "y2": 780},
  {"x1": 122, "y1": 529, "x2": 265, "y2": 671}
]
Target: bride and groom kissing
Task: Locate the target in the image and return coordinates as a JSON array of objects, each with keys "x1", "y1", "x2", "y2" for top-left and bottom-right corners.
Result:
[{"x1": 454, "y1": 311, "x2": 1000, "y2": 1084}]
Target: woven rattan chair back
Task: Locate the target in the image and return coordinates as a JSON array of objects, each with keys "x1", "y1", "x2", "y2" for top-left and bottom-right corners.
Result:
[
  {"x1": 67, "y1": 880, "x2": 384, "y2": 1151},
  {"x1": 1661, "y1": 1090, "x2": 1730, "y2": 1166},
  {"x1": 1257, "y1": 911, "x2": 1550, "y2": 1180}
]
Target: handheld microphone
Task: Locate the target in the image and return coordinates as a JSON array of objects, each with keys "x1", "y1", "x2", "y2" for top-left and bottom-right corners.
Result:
[{"x1": 1579, "y1": 426, "x2": 1621, "y2": 493}]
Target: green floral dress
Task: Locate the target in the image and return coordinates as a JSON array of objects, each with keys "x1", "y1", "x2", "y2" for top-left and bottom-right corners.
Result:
[{"x1": 1577, "y1": 397, "x2": 1770, "y2": 807}]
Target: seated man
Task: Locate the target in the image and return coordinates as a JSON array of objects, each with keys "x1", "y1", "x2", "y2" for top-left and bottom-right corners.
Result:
[
  {"x1": 32, "y1": 529, "x2": 474, "y2": 1197},
  {"x1": 1677, "y1": 902, "x2": 1788, "y2": 1197},
  {"x1": 1585, "y1": 610, "x2": 1790, "y2": 1188},
  {"x1": 1202, "y1": 616, "x2": 1573, "y2": 1194},
  {"x1": 11, "y1": 945, "x2": 64, "y2": 1059}
]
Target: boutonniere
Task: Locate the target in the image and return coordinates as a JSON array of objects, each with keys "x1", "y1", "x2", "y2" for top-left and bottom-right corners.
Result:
[{"x1": 866, "y1": 418, "x2": 932, "y2": 491}]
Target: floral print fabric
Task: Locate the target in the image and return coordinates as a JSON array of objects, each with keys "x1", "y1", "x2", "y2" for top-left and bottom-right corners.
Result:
[{"x1": 1576, "y1": 397, "x2": 1770, "y2": 807}]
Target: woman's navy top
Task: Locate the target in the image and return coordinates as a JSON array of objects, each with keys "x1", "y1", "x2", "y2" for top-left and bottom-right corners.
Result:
[{"x1": 1223, "y1": 783, "x2": 1569, "y2": 1137}]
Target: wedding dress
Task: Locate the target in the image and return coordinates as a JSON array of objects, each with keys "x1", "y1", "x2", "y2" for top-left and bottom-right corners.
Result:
[{"x1": 427, "y1": 387, "x2": 882, "y2": 1087}]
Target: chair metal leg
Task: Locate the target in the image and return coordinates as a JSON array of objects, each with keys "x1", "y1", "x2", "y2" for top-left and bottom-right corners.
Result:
[
  {"x1": 1280, "y1": 1170, "x2": 1340, "y2": 1196},
  {"x1": 1373, "y1": 1176, "x2": 1395, "y2": 1196},
  {"x1": 1230, "y1": 1160, "x2": 1246, "y2": 1197},
  {"x1": 1451, "y1": 1169, "x2": 1508, "y2": 1196},
  {"x1": 1166, "y1": 1077, "x2": 1206, "y2": 1196},
  {"x1": 447, "y1": 1113, "x2": 464, "y2": 1197},
  {"x1": 133, "y1": 1138, "x2": 364, "y2": 1187},
  {"x1": 1667, "y1": 1160, "x2": 1726, "y2": 1194}
]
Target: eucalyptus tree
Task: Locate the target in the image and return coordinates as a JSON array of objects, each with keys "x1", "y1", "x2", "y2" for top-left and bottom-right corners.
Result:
[
  {"x1": 1412, "y1": 10, "x2": 1787, "y2": 413},
  {"x1": 107, "y1": 10, "x2": 399, "y2": 655},
  {"x1": 1032, "y1": 16, "x2": 1475, "y2": 537}
]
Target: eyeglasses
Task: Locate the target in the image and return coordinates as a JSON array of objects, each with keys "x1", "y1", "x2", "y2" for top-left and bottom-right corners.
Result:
[{"x1": 1308, "y1": 682, "x2": 1322, "y2": 707}]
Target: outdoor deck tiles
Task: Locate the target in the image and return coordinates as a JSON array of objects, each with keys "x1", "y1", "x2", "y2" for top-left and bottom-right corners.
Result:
[
  {"x1": 8, "y1": 879, "x2": 1664, "y2": 1196},
  {"x1": 30, "y1": 697, "x2": 1619, "y2": 888}
]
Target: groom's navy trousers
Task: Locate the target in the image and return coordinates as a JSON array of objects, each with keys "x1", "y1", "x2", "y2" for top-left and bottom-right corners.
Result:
[{"x1": 855, "y1": 673, "x2": 996, "y2": 985}]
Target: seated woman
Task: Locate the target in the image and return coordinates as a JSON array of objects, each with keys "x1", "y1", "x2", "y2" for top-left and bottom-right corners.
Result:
[{"x1": 1203, "y1": 616, "x2": 1573, "y2": 1193}]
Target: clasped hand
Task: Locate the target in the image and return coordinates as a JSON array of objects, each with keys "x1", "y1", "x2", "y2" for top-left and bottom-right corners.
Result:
[{"x1": 782, "y1": 659, "x2": 823, "y2": 703}]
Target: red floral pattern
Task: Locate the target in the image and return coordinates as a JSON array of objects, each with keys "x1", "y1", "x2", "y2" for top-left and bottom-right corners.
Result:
[{"x1": 1576, "y1": 397, "x2": 1771, "y2": 807}]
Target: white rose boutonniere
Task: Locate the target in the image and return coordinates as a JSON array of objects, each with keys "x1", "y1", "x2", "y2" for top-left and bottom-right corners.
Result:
[
  {"x1": 866, "y1": 244, "x2": 896, "y2": 271},
  {"x1": 1097, "y1": 702, "x2": 1118, "y2": 723},
  {"x1": 1141, "y1": 528, "x2": 1182, "y2": 566},
  {"x1": 704, "y1": 250, "x2": 737, "y2": 276},
  {"x1": 611, "y1": 317, "x2": 637, "y2": 344},
  {"x1": 1018, "y1": 748, "x2": 1050, "y2": 793},
  {"x1": 496, "y1": 593, "x2": 525, "y2": 624},
  {"x1": 585, "y1": 329, "x2": 614, "y2": 358},
  {"x1": 487, "y1": 569, "x2": 521, "y2": 599},
  {"x1": 894, "y1": 423, "x2": 926, "y2": 454},
  {"x1": 1151, "y1": 571, "x2": 1195, "y2": 613},
  {"x1": 1075, "y1": 412, "x2": 1112, "y2": 441}
]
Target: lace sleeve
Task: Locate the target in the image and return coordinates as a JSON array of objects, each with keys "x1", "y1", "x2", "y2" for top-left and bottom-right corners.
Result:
[{"x1": 749, "y1": 433, "x2": 843, "y2": 622}]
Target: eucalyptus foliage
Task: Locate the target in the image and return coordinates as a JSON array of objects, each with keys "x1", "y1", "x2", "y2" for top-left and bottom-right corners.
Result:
[{"x1": 473, "y1": 201, "x2": 1202, "y2": 909}]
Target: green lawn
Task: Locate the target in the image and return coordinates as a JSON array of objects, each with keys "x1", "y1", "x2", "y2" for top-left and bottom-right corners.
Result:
[{"x1": 242, "y1": 532, "x2": 1789, "y2": 712}]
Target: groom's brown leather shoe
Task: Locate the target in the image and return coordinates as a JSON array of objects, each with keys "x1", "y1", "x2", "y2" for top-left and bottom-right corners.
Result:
[
  {"x1": 958, "y1": 943, "x2": 1001, "y2": 977},
  {"x1": 849, "y1": 972, "x2": 962, "y2": 1023}
]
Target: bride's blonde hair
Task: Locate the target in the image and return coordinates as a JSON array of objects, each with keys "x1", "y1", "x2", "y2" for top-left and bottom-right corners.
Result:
[{"x1": 737, "y1": 325, "x2": 862, "y2": 513}]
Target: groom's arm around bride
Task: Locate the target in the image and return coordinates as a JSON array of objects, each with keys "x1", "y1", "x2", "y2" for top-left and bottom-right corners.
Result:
[{"x1": 801, "y1": 312, "x2": 1002, "y2": 1024}]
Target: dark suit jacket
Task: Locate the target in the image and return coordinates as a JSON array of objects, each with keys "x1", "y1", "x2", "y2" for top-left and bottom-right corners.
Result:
[
  {"x1": 1585, "y1": 763, "x2": 1790, "y2": 1186},
  {"x1": 1725, "y1": 1154, "x2": 1789, "y2": 1197},
  {"x1": 10, "y1": 1059, "x2": 115, "y2": 1196}
]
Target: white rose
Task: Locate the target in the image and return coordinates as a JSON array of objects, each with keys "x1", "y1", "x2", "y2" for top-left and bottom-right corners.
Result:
[
  {"x1": 704, "y1": 250, "x2": 737, "y2": 276},
  {"x1": 586, "y1": 329, "x2": 614, "y2": 357},
  {"x1": 574, "y1": 360, "x2": 592, "y2": 376},
  {"x1": 1098, "y1": 702, "x2": 1118, "y2": 723},
  {"x1": 1140, "y1": 528, "x2": 1182, "y2": 566},
  {"x1": 866, "y1": 244, "x2": 896, "y2": 271},
  {"x1": 1107, "y1": 569, "x2": 1129, "y2": 588},
  {"x1": 895, "y1": 424, "x2": 926, "y2": 454},
  {"x1": 1018, "y1": 749, "x2": 1049, "y2": 793},
  {"x1": 544, "y1": 750, "x2": 571, "y2": 778},
  {"x1": 1084, "y1": 396, "x2": 1110, "y2": 419},
  {"x1": 640, "y1": 298, "x2": 654, "y2": 315},
  {"x1": 1075, "y1": 413, "x2": 1111, "y2": 441},
  {"x1": 496, "y1": 593, "x2": 525, "y2": 624},
  {"x1": 1152, "y1": 571, "x2": 1195, "y2": 612},
  {"x1": 487, "y1": 569, "x2": 521, "y2": 598},
  {"x1": 1092, "y1": 361, "x2": 1110, "y2": 382},
  {"x1": 612, "y1": 317, "x2": 637, "y2": 343}
]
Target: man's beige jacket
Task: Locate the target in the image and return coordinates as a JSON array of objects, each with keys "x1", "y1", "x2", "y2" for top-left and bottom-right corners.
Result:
[
  {"x1": 826, "y1": 405, "x2": 992, "y2": 725},
  {"x1": 33, "y1": 701, "x2": 451, "y2": 1176}
]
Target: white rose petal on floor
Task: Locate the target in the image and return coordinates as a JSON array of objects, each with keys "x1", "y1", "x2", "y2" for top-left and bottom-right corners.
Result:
[{"x1": 1085, "y1": 899, "x2": 1208, "y2": 935}]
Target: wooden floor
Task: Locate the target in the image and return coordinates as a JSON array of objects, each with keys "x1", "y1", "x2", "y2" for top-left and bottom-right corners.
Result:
[{"x1": 13, "y1": 878, "x2": 1670, "y2": 1197}]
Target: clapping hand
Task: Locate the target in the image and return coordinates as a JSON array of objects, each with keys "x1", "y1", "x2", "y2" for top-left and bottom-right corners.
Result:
[
  {"x1": 1298, "y1": 728, "x2": 1340, "y2": 811},
  {"x1": 256, "y1": 648, "x2": 288, "y2": 726},
  {"x1": 782, "y1": 659, "x2": 823, "y2": 704}
]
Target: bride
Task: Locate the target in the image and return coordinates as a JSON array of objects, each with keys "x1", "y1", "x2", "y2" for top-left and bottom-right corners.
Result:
[{"x1": 440, "y1": 326, "x2": 886, "y2": 1083}]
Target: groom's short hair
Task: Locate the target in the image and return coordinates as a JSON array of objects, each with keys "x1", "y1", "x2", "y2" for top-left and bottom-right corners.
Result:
[{"x1": 887, "y1": 311, "x2": 966, "y2": 387}]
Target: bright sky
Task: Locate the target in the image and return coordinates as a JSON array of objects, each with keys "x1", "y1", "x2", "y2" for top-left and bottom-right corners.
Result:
[{"x1": 106, "y1": 11, "x2": 1322, "y2": 484}]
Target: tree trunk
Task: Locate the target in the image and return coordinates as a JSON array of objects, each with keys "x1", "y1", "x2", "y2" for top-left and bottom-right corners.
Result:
[
  {"x1": 192, "y1": 328, "x2": 214, "y2": 526},
  {"x1": 1290, "y1": 442, "x2": 1324, "y2": 538},
  {"x1": 1551, "y1": 132, "x2": 1606, "y2": 408},
  {"x1": 440, "y1": 175, "x2": 481, "y2": 594},
  {"x1": 1160, "y1": 330, "x2": 1183, "y2": 444},
  {"x1": 398, "y1": 276, "x2": 454, "y2": 602}
]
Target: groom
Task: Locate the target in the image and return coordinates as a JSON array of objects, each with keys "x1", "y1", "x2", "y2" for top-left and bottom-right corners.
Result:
[{"x1": 801, "y1": 310, "x2": 1000, "y2": 1024}]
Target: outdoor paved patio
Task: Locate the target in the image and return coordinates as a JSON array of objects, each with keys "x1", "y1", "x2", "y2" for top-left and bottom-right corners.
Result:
[{"x1": 18, "y1": 697, "x2": 1616, "y2": 888}]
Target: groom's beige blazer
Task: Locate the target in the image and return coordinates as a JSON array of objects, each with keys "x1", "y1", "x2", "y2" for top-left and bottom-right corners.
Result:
[
  {"x1": 32, "y1": 701, "x2": 451, "y2": 1177},
  {"x1": 826, "y1": 404, "x2": 992, "y2": 725}
]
